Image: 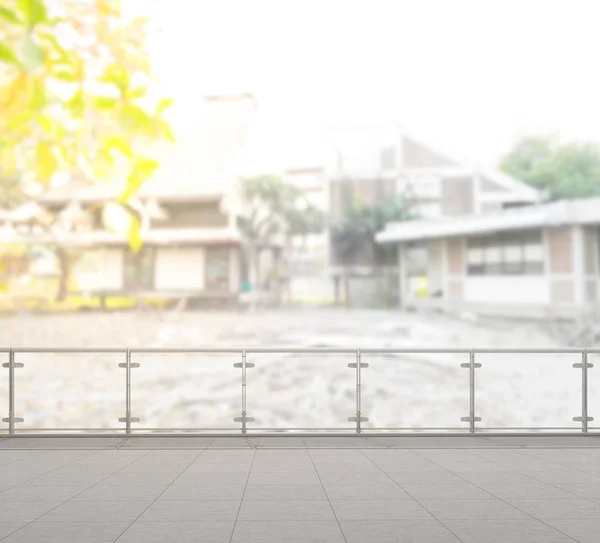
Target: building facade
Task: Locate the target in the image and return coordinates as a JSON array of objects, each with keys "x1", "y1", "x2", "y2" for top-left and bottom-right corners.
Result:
[
  {"x1": 0, "y1": 94, "x2": 260, "y2": 306},
  {"x1": 376, "y1": 198, "x2": 600, "y2": 319},
  {"x1": 326, "y1": 124, "x2": 543, "y2": 307}
]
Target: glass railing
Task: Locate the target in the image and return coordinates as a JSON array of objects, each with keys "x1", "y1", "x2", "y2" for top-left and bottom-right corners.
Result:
[{"x1": 1, "y1": 348, "x2": 598, "y2": 435}]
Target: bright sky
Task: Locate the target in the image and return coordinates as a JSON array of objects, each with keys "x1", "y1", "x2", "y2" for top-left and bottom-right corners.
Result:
[{"x1": 138, "y1": 0, "x2": 600, "y2": 174}]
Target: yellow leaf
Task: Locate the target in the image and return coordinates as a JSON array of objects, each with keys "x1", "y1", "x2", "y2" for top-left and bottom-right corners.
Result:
[
  {"x1": 36, "y1": 143, "x2": 58, "y2": 183},
  {"x1": 92, "y1": 149, "x2": 114, "y2": 181},
  {"x1": 119, "y1": 157, "x2": 159, "y2": 203},
  {"x1": 0, "y1": 145, "x2": 17, "y2": 174},
  {"x1": 127, "y1": 214, "x2": 143, "y2": 253}
]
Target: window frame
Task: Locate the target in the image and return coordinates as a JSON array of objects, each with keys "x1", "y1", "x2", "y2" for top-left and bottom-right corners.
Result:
[{"x1": 466, "y1": 229, "x2": 544, "y2": 277}]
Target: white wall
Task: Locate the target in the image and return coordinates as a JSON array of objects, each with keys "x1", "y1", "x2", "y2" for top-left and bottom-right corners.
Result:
[
  {"x1": 73, "y1": 248, "x2": 124, "y2": 291},
  {"x1": 464, "y1": 276, "x2": 550, "y2": 305},
  {"x1": 154, "y1": 247, "x2": 205, "y2": 291}
]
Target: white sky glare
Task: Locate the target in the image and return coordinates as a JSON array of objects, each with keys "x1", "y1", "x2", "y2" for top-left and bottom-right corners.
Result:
[{"x1": 139, "y1": 0, "x2": 600, "y2": 174}]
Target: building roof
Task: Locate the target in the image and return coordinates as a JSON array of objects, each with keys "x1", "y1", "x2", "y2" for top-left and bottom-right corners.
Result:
[
  {"x1": 376, "y1": 197, "x2": 600, "y2": 244},
  {"x1": 34, "y1": 93, "x2": 257, "y2": 205}
]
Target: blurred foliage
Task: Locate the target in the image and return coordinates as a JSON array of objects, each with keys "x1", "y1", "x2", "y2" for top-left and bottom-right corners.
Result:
[
  {"x1": 238, "y1": 175, "x2": 325, "y2": 246},
  {"x1": 500, "y1": 136, "x2": 600, "y2": 200},
  {"x1": 331, "y1": 195, "x2": 416, "y2": 262},
  {"x1": 237, "y1": 175, "x2": 325, "y2": 288},
  {"x1": 0, "y1": 0, "x2": 174, "y2": 250}
]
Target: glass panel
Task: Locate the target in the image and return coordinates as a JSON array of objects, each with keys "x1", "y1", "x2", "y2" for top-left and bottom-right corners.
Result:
[
  {"x1": 361, "y1": 352, "x2": 470, "y2": 430},
  {"x1": 476, "y1": 352, "x2": 581, "y2": 431},
  {"x1": 130, "y1": 352, "x2": 241, "y2": 431},
  {"x1": 15, "y1": 351, "x2": 125, "y2": 432},
  {"x1": 0, "y1": 351, "x2": 8, "y2": 433},
  {"x1": 246, "y1": 352, "x2": 355, "y2": 430}
]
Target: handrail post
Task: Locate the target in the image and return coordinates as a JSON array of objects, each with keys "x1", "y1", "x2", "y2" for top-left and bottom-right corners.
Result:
[
  {"x1": 356, "y1": 350, "x2": 361, "y2": 435},
  {"x1": 8, "y1": 348, "x2": 14, "y2": 436},
  {"x1": 470, "y1": 349, "x2": 476, "y2": 434},
  {"x1": 583, "y1": 349, "x2": 589, "y2": 434},
  {"x1": 125, "y1": 349, "x2": 131, "y2": 435},
  {"x1": 241, "y1": 349, "x2": 247, "y2": 435}
]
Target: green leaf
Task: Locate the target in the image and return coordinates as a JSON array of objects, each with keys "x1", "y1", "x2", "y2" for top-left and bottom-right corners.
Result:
[
  {"x1": 119, "y1": 157, "x2": 159, "y2": 203},
  {"x1": 102, "y1": 135, "x2": 133, "y2": 159},
  {"x1": 155, "y1": 97, "x2": 174, "y2": 116},
  {"x1": 0, "y1": 6, "x2": 21, "y2": 23},
  {"x1": 19, "y1": 34, "x2": 45, "y2": 74},
  {"x1": 100, "y1": 64, "x2": 130, "y2": 94},
  {"x1": 67, "y1": 88, "x2": 85, "y2": 114},
  {"x1": 38, "y1": 32, "x2": 68, "y2": 62},
  {"x1": 35, "y1": 114, "x2": 55, "y2": 135},
  {"x1": 0, "y1": 43, "x2": 22, "y2": 67},
  {"x1": 128, "y1": 86, "x2": 148, "y2": 100},
  {"x1": 94, "y1": 96, "x2": 119, "y2": 110},
  {"x1": 53, "y1": 70, "x2": 77, "y2": 82},
  {"x1": 17, "y1": 0, "x2": 47, "y2": 28}
]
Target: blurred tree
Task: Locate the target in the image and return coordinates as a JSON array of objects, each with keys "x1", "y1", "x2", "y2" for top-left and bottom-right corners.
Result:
[
  {"x1": 500, "y1": 136, "x2": 600, "y2": 200},
  {"x1": 237, "y1": 175, "x2": 325, "y2": 304},
  {"x1": 331, "y1": 195, "x2": 416, "y2": 265},
  {"x1": 0, "y1": 0, "x2": 174, "y2": 253},
  {"x1": 0, "y1": 0, "x2": 173, "y2": 302}
]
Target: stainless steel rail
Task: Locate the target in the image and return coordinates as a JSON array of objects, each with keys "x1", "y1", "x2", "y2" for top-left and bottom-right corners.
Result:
[{"x1": 1, "y1": 347, "x2": 598, "y2": 436}]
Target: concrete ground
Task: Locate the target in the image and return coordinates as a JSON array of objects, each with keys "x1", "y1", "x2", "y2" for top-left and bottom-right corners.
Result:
[{"x1": 1, "y1": 437, "x2": 600, "y2": 542}]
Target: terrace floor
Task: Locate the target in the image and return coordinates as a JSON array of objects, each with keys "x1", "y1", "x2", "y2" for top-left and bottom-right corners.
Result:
[{"x1": 1, "y1": 436, "x2": 600, "y2": 542}]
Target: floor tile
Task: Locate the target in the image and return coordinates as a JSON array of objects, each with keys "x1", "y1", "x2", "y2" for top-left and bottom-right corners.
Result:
[
  {"x1": 28, "y1": 473, "x2": 107, "y2": 487},
  {"x1": 247, "y1": 471, "x2": 321, "y2": 485},
  {"x1": 507, "y1": 498, "x2": 600, "y2": 519},
  {"x1": 138, "y1": 500, "x2": 240, "y2": 522},
  {"x1": 74, "y1": 483, "x2": 167, "y2": 501},
  {"x1": 1, "y1": 522, "x2": 129, "y2": 543},
  {"x1": 324, "y1": 484, "x2": 410, "y2": 500},
  {"x1": 0, "y1": 484, "x2": 87, "y2": 502},
  {"x1": 231, "y1": 520, "x2": 345, "y2": 542},
  {"x1": 441, "y1": 519, "x2": 576, "y2": 542},
  {"x1": 419, "y1": 498, "x2": 530, "y2": 519},
  {"x1": 238, "y1": 500, "x2": 335, "y2": 520},
  {"x1": 387, "y1": 471, "x2": 465, "y2": 485},
  {"x1": 544, "y1": 518, "x2": 600, "y2": 543},
  {"x1": 318, "y1": 471, "x2": 392, "y2": 486},
  {"x1": 341, "y1": 519, "x2": 461, "y2": 543},
  {"x1": 39, "y1": 500, "x2": 151, "y2": 522},
  {"x1": 0, "y1": 502, "x2": 62, "y2": 522},
  {"x1": 116, "y1": 521, "x2": 233, "y2": 543},
  {"x1": 0, "y1": 524, "x2": 25, "y2": 539},
  {"x1": 243, "y1": 485, "x2": 327, "y2": 500},
  {"x1": 400, "y1": 483, "x2": 494, "y2": 500},
  {"x1": 555, "y1": 483, "x2": 600, "y2": 499},
  {"x1": 331, "y1": 499, "x2": 433, "y2": 520},
  {"x1": 479, "y1": 482, "x2": 582, "y2": 500},
  {"x1": 159, "y1": 484, "x2": 246, "y2": 501}
]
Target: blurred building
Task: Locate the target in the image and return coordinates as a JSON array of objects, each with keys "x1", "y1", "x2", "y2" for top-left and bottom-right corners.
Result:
[
  {"x1": 325, "y1": 124, "x2": 543, "y2": 307},
  {"x1": 377, "y1": 198, "x2": 600, "y2": 319},
  {"x1": 0, "y1": 94, "x2": 266, "y2": 306}
]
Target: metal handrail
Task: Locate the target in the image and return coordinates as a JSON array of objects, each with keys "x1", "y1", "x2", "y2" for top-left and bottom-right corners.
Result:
[{"x1": 1, "y1": 347, "x2": 598, "y2": 436}]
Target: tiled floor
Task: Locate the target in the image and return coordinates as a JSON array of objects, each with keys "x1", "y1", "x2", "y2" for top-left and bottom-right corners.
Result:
[{"x1": 0, "y1": 436, "x2": 599, "y2": 542}]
